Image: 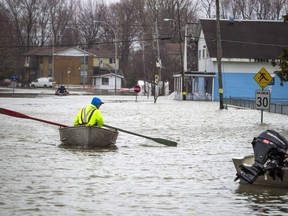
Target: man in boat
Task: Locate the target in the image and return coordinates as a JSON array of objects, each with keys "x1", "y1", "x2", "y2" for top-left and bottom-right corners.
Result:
[
  {"x1": 55, "y1": 85, "x2": 69, "y2": 95},
  {"x1": 74, "y1": 97, "x2": 104, "y2": 127}
]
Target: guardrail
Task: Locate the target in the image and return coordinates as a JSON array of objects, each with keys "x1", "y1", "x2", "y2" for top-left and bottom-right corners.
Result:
[{"x1": 226, "y1": 97, "x2": 288, "y2": 116}]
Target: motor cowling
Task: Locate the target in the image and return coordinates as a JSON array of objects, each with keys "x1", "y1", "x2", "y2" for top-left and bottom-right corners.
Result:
[{"x1": 235, "y1": 130, "x2": 288, "y2": 184}]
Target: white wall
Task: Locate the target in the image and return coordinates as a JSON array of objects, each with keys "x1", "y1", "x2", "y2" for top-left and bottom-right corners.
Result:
[
  {"x1": 93, "y1": 75, "x2": 122, "y2": 90},
  {"x1": 210, "y1": 60, "x2": 276, "y2": 75},
  {"x1": 198, "y1": 31, "x2": 210, "y2": 72}
]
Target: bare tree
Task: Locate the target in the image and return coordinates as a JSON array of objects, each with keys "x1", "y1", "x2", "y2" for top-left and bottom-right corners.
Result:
[
  {"x1": 49, "y1": 0, "x2": 75, "y2": 46},
  {"x1": 109, "y1": 0, "x2": 143, "y2": 87},
  {"x1": 74, "y1": 0, "x2": 108, "y2": 49},
  {"x1": 0, "y1": 5, "x2": 18, "y2": 79},
  {"x1": 271, "y1": 0, "x2": 286, "y2": 20},
  {"x1": 35, "y1": 1, "x2": 53, "y2": 47},
  {"x1": 200, "y1": 0, "x2": 215, "y2": 18},
  {"x1": 199, "y1": 0, "x2": 287, "y2": 20},
  {"x1": 3, "y1": 0, "x2": 39, "y2": 50}
]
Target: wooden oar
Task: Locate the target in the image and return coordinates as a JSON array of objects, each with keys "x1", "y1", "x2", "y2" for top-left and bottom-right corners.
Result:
[
  {"x1": 0, "y1": 107, "x2": 177, "y2": 147},
  {"x1": 0, "y1": 107, "x2": 68, "y2": 128},
  {"x1": 104, "y1": 124, "x2": 177, "y2": 147}
]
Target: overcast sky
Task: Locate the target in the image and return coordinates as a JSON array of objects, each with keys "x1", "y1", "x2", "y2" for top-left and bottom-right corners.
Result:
[{"x1": 104, "y1": 0, "x2": 119, "y2": 5}]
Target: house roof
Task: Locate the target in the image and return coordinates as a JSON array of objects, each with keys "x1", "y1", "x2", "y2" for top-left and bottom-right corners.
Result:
[
  {"x1": 56, "y1": 47, "x2": 92, "y2": 56},
  {"x1": 87, "y1": 48, "x2": 115, "y2": 58},
  {"x1": 92, "y1": 72, "x2": 124, "y2": 79},
  {"x1": 199, "y1": 19, "x2": 288, "y2": 59},
  {"x1": 23, "y1": 47, "x2": 115, "y2": 57},
  {"x1": 23, "y1": 47, "x2": 69, "y2": 56}
]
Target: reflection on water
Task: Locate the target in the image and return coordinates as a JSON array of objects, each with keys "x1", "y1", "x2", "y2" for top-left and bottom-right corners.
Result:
[
  {"x1": 58, "y1": 144, "x2": 118, "y2": 151},
  {"x1": 1, "y1": 95, "x2": 288, "y2": 215},
  {"x1": 235, "y1": 184, "x2": 288, "y2": 215}
]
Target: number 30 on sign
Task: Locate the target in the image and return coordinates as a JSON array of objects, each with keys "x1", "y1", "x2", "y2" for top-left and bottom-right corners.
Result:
[{"x1": 255, "y1": 90, "x2": 270, "y2": 110}]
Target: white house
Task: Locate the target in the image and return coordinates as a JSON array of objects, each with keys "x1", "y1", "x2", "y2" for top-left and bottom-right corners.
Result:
[
  {"x1": 174, "y1": 19, "x2": 288, "y2": 102},
  {"x1": 92, "y1": 73, "x2": 123, "y2": 92}
]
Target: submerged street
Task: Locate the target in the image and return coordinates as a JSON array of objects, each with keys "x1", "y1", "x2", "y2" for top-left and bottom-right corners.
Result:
[{"x1": 1, "y1": 89, "x2": 288, "y2": 215}]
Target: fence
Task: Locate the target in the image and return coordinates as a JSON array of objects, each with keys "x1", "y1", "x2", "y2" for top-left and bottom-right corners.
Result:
[{"x1": 226, "y1": 97, "x2": 288, "y2": 116}]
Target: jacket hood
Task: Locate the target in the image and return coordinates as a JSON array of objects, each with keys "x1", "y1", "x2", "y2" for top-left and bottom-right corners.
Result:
[{"x1": 91, "y1": 97, "x2": 104, "y2": 108}]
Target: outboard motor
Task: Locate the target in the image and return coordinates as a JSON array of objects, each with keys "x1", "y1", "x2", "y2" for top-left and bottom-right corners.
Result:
[{"x1": 235, "y1": 130, "x2": 288, "y2": 184}]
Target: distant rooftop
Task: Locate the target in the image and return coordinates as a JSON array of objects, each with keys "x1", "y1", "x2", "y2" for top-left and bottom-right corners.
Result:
[
  {"x1": 199, "y1": 19, "x2": 288, "y2": 59},
  {"x1": 23, "y1": 47, "x2": 115, "y2": 58}
]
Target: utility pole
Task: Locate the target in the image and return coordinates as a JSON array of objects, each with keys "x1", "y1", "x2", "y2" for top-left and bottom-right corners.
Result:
[
  {"x1": 177, "y1": 0, "x2": 186, "y2": 100},
  {"x1": 155, "y1": 15, "x2": 162, "y2": 97},
  {"x1": 155, "y1": 21, "x2": 161, "y2": 82},
  {"x1": 153, "y1": 5, "x2": 161, "y2": 103},
  {"x1": 216, "y1": 0, "x2": 224, "y2": 109},
  {"x1": 141, "y1": 33, "x2": 149, "y2": 98},
  {"x1": 83, "y1": 44, "x2": 86, "y2": 89}
]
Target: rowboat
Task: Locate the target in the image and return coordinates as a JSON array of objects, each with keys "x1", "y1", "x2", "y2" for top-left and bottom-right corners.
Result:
[
  {"x1": 233, "y1": 155, "x2": 288, "y2": 188},
  {"x1": 55, "y1": 92, "x2": 69, "y2": 96},
  {"x1": 0, "y1": 108, "x2": 177, "y2": 147},
  {"x1": 59, "y1": 125, "x2": 119, "y2": 148}
]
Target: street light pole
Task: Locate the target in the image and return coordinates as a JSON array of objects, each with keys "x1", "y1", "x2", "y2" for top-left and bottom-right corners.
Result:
[
  {"x1": 154, "y1": 17, "x2": 163, "y2": 99},
  {"x1": 94, "y1": 21, "x2": 118, "y2": 94},
  {"x1": 184, "y1": 24, "x2": 188, "y2": 72},
  {"x1": 155, "y1": 20, "x2": 161, "y2": 82},
  {"x1": 141, "y1": 33, "x2": 150, "y2": 98},
  {"x1": 52, "y1": 34, "x2": 55, "y2": 86},
  {"x1": 67, "y1": 71, "x2": 71, "y2": 88},
  {"x1": 176, "y1": 1, "x2": 186, "y2": 100}
]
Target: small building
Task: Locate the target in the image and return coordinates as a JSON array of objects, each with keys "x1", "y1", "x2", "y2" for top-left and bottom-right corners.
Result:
[
  {"x1": 92, "y1": 73, "x2": 123, "y2": 92},
  {"x1": 174, "y1": 19, "x2": 288, "y2": 102}
]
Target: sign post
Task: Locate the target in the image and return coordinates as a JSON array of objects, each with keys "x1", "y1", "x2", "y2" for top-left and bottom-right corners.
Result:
[
  {"x1": 254, "y1": 67, "x2": 272, "y2": 123},
  {"x1": 134, "y1": 85, "x2": 141, "y2": 102},
  {"x1": 255, "y1": 90, "x2": 270, "y2": 123},
  {"x1": 10, "y1": 75, "x2": 18, "y2": 94}
]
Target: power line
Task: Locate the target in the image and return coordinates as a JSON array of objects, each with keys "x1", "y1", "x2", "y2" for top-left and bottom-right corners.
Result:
[{"x1": 0, "y1": 35, "x2": 287, "y2": 49}]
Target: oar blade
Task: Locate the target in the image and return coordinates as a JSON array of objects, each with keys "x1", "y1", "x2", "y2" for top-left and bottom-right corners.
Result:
[
  {"x1": 104, "y1": 124, "x2": 177, "y2": 147},
  {"x1": 0, "y1": 108, "x2": 27, "y2": 118},
  {"x1": 0, "y1": 107, "x2": 68, "y2": 128},
  {"x1": 152, "y1": 138, "x2": 177, "y2": 147}
]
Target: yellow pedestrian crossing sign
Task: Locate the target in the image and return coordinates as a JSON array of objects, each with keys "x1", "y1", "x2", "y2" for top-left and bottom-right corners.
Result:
[{"x1": 254, "y1": 67, "x2": 273, "y2": 89}]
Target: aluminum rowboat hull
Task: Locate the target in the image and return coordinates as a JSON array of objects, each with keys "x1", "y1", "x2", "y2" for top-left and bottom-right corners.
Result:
[
  {"x1": 59, "y1": 125, "x2": 118, "y2": 148},
  {"x1": 233, "y1": 155, "x2": 288, "y2": 187}
]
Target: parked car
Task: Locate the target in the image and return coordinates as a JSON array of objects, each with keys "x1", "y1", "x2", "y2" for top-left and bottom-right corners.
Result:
[{"x1": 29, "y1": 77, "x2": 54, "y2": 88}]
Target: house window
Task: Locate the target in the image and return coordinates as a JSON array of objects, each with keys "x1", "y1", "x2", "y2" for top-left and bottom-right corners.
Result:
[
  {"x1": 24, "y1": 57, "x2": 30, "y2": 67},
  {"x1": 102, "y1": 77, "x2": 109, "y2": 85},
  {"x1": 48, "y1": 62, "x2": 52, "y2": 77},
  {"x1": 198, "y1": 50, "x2": 201, "y2": 60},
  {"x1": 202, "y1": 49, "x2": 205, "y2": 59},
  {"x1": 48, "y1": 69, "x2": 52, "y2": 77},
  {"x1": 40, "y1": 64, "x2": 43, "y2": 77},
  {"x1": 109, "y1": 58, "x2": 115, "y2": 64},
  {"x1": 81, "y1": 56, "x2": 88, "y2": 64}
]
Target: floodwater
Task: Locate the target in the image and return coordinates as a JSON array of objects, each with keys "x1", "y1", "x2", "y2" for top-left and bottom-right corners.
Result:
[{"x1": 1, "y1": 89, "x2": 288, "y2": 216}]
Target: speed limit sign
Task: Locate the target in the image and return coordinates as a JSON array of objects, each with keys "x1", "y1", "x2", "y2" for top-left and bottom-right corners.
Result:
[{"x1": 255, "y1": 90, "x2": 270, "y2": 110}]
